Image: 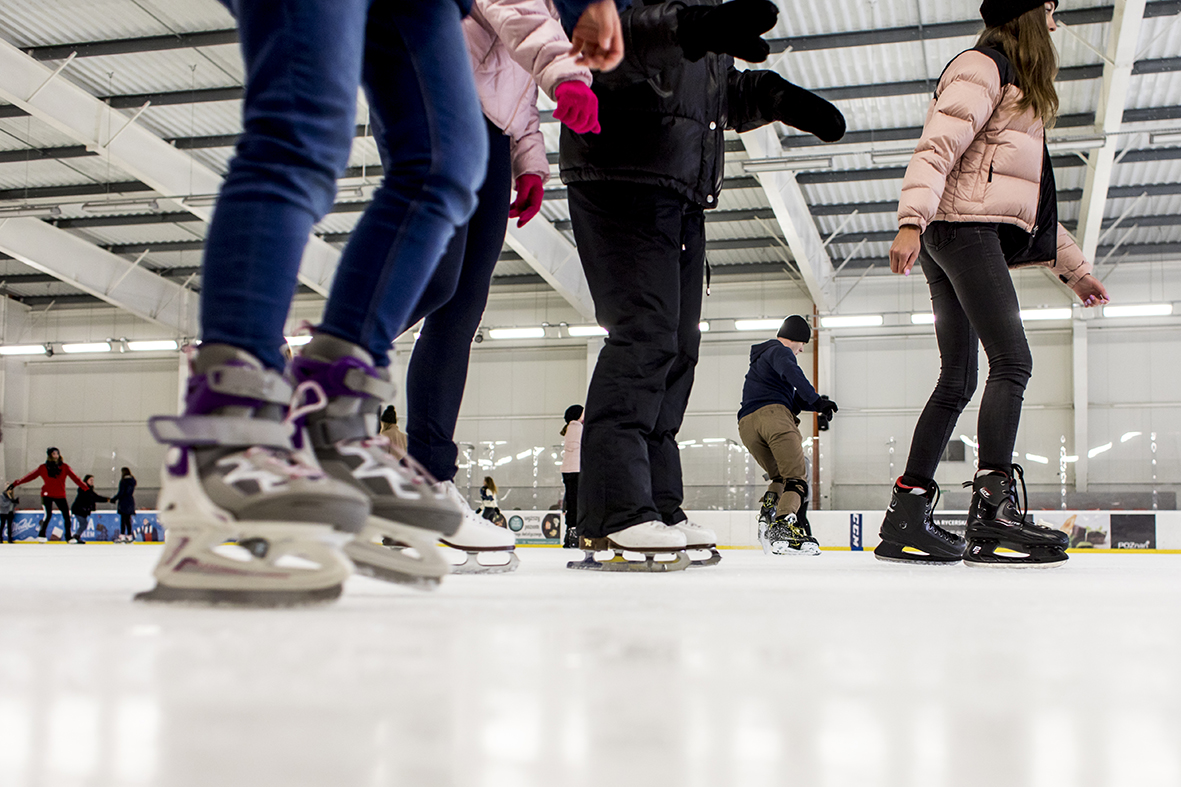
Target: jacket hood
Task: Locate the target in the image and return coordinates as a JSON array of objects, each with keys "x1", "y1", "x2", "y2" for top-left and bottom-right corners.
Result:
[{"x1": 750, "y1": 339, "x2": 779, "y2": 363}]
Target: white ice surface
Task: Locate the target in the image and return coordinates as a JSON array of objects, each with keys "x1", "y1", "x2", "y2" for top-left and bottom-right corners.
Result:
[{"x1": 1, "y1": 545, "x2": 1180, "y2": 787}]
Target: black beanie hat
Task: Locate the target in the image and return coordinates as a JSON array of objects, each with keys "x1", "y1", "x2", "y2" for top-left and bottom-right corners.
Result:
[
  {"x1": 777, "y1": 315, "x2": 811, "y2": 343},
  {"x1": 564, "y1": 404, "x2": 584, "y2": 423},
  {"x1": 981, "y1": 0, "x2": 1056, "y2": 29},
  {"x1": 380, "y1": 405, "x2": 397, "y2": 425},
  {"x1": 46, "y1": 446, "x2": 59, "y2": 459}
]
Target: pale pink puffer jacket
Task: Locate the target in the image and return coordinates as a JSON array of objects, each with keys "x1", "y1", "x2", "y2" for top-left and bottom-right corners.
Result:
[
  {"x1": 897, "y1": 50, "x2": 1091, "y2": 286},
  {"x1": 464, "y1": 0, "x2": 592, "y2": 182}
]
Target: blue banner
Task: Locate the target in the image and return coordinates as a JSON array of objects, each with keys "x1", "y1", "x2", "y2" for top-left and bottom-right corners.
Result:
[
  {"x1": 7, "y1": 511, "x2": 161, "y2": 542},
  {"x1": 849, "y1": 513, "x2": 863, "y2": 551}
]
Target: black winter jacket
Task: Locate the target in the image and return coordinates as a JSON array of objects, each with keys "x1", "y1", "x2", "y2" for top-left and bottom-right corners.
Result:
[
  {"x1": 738, "y1": 340, "x2": 821, "y2": 419},
  {"x1": 559, "y1": 0, "x2": 779, "y2": 207},
  {"x1": 71, "y1": 485, "x2": 108, "y2": 517},
  {"x1": 111, "y1": 477, "x2": 137, "y2": 515}
]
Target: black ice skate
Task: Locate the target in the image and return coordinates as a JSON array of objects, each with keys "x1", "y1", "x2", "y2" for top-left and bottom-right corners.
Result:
[
  {"x1": 759, "y1": 513, "x2": 819, "y2": 556},
  {"x1": 874, "y1": 479, "x2": 965, "y2": 565},
  {"x1": 757, "y1": 490, "x2": 779, "y2": 528},
  {"x1": 963, "y1": 466, "x2": 1068, "y2": 569},
  {"x1": 567, "y1": 521, "x2": 690, "y2": 572}
]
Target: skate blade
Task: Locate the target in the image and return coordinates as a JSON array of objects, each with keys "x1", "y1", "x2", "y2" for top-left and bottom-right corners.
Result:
[
  {"x1": 345, "y1": 518, "x2": 449, "y2": 590},
  {"x1": 873, "y1": 541, "x2": 962, "y2": 566},
  {"x1": 133, "y1": 582, "x2": 343, "y2": 607},
  {"x1": 566, "y1": 549, "x2": 691, "y2": 572},
  {"x1": 448, "y1": 549, "x2": 520, "y2": 575},
  {"x1": 688, "y1": 547, "x2": 722, "y2": 567},
  {"x1": 769, "y1": 543, "x2": 821, "y2": 556},
  {"x1": 964, "y1": 542, "x2": 1069, "y2": 568}
]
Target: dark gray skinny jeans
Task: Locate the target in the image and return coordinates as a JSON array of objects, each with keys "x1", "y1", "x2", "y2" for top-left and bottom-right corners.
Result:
[{"x1": 905, "y1": 222, "x2": 1033, "y2": 480}]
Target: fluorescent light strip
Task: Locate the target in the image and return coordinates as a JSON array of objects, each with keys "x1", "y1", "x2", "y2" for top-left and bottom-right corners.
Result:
[
  {"x1": 870, "y1": 151, "x2": 916, "y2": 166},
  {"x1": 61, "y1": 342, "x2": 111, "y2": 354},
  {"x1": 910, "y1": 313, "x2": 935, "y2": 325},
  {"x1": 1019, "y1": 308, "x2": 1072, "y2": 321},
  {"x1": 488, "y1": 327, "x2": 546, "y2": 340},
  {"x1": 0, "y1": 344, "x2": 47, "y2": 356},
  {"x1": 1150, "y1": 131, "x2": 1181, "y2": 146},
  {"x1": 567, "y1": 325, "x2": 608, "y2": 337},
  {"x1": 285, "y1": 335, "x2": 313, "y2": 346},
  {"x1": 1120, "y1": 431, "x2": 1142, "y2": 443},
  {"x1": 1025, "y1": 453, "x2": 1050, "y2": 464},
  {"x1": 127, "y1": 340, "x2": 178, "y2": 352},
  {"x1": 1088, "y1": 442, "x2": 1113, "y2": 459},
  {"x1": 734, "y1": 319, "x2": 782, "y2": 332},
  {"x1": 1103, "y1": 303, "x2": 1172, "y2": 318},
  {"x1": 698, "y1": 321, "x2": 710, "y2": 332},
  {"x1": 821, "y1": 314, "x2": 883, "y2": 328}
]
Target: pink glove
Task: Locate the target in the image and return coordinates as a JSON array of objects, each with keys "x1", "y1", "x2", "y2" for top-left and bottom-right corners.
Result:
[
  {"x1": 553, "y1": 81, "x2": 600, "y2": 134},
  {"x1": 509, "y1": 174, "x2": 544, "y2": 227}
]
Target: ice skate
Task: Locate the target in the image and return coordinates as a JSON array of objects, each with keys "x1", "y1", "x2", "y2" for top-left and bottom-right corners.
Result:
[
  {"x1": 437, "y1": 481, "x2": 519, "y2": 574},
  {"x1": 874, "y1": 478, "x2": 965, "y2": 565},
  {"x1": 292, "y1": 334, "x2": 461, "y2": 589},
  {"x1": 137, "y1": 344, "x2": 368, "y2": 606},
  {"x1": 757, "y1": 490, "x2": 779, "y2": 528},
  {"x1": 567, "y1": 521, "x2": 690, "y2": 572},
  {"x1": 963, "y1": 466, "x2": 1068, "y2": 569},
  {"x1": 671, "y1": 519, "x2": 721, "y2": 567},
  {"x1": 759, "y1": 513, "x2": 820, "y2": 556}
]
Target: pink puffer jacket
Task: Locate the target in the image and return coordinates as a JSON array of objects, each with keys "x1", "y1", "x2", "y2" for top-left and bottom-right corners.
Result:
[
  {"x1": 464, "y1": 0, "x2": 592, "y2": 182},
  {"x1": 897, "y1": 50, "x2": 1091, "y2": 286}
]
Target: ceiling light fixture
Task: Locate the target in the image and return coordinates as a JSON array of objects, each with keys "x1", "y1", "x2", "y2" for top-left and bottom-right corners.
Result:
[
  {"x1": 182, "y1": 194, "x2": 219, "y2": 208},
  {"x1": 1088, "y1": 442, "x2": 1113, "y2": 459},
  {"x1": 0, "y1": 344, "x2": 49, "y2": 356},
  {"x1": 127, "y1": 340, "x2": 179, "y2": 352},
  {"x1": 910, "y1": 313, "x2": 935, "y2": 324},
  {"x1": 698, "y1": 321, "x2": 710, "y2": 332},
  {"x1": 734, "y1": 319, "x2": 782, "y2": 332},
  {"x1": 1103, "y1": 303, "x2": 1173, "y2": 318},
  {"x1": 1019, "y1": 308, "x2": 1072, "y2": 321},
  {"x1": 742, "y1": 157, "x2": 833, "y2": 173},
  {"x1": 1044, "y1": 135, "x2": 1106, "y2": 153},
  {"x1": 80, "y1": 198, "x2": 160, "y2": 213},
  {"x1": 1025, "y1": 453, "x2": 1050, "y2": 464},
  {"x1": 870, "y1": 151, "x2": 916, "y2": 166},
  {"x1": 488, "y1": 327, "x2": 546, "y2": 340},
  {"x1": 567, "y1": 325, "x2": 608, "y2": 337},
  {"x1": 1120, "y1": 431, "x2": 1142, "y2": 443},
  {"x1": 820, "y1": 314, "x2": 884, "y2": 328},
  {"x1": 1149, "y1": 131, "x2": 1181, "y2": 146},
  {"x1": 285, "y1": 335, "x2": 313, "y2": 346},
  {"x1": 0, "y1": 204, "x2": 62, "y2": 219},
  {"x1": 61, "y1": 342, "x2": 112, "y2": 354}
]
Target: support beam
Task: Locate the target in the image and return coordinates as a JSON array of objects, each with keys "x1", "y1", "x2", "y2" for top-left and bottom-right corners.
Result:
[
  {"x1": 1075, "y1": 0, "x2": 1149, "y2": 261},
  {"x1": 740, "y1": 125, "x2": 835, "y2": 309},
  {"x1": 1072, "y1": 317, "x2": 1089, "y2": 491},
  {"x1": 0, "y1": 37, "x2": 340, "y2": 298},
  {"x1": 501, "y1": 220, "x2": 596, "y2": 320},
  {"x1": 0, "y1": 217, "x2": 196, "y2": 334}
]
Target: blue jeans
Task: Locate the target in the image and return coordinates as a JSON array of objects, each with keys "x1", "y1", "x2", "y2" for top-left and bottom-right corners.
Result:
[
  {"x1": 905, "y1": 222, "x2": 1033, "y2": 480},
  {"x1": 202, "y1": 0, "x2": 486, "y2": 371},
  {"x1": 404, "y1": 120, "x2": 512, "y2": 482}
]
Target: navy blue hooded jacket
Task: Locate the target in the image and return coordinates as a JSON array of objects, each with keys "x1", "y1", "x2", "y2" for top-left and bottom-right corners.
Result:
[{"x1": 738, "y1": 340, "x2": 821, "y2": 420}]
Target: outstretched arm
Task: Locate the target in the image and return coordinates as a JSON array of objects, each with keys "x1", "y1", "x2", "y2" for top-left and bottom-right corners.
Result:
[
  {"x1": 10, "y1": 466, "x2": 42, "y2": 488},
  {"x1": 728, "y1": 69, "x2": 845, "y2": 141}
]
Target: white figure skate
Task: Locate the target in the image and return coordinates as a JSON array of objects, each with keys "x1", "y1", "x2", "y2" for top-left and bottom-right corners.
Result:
[
  {"x1": 567, "y1": 521, "x2": 690, "y2": 572},
  {"x1": 437, "y1": 481, "x2": 518, "y2": 574},
  {"x1": 137, "y1": 345, "x2": 368, "y2": 606},
  {"x1": 671, "y1": 519, "x2": 721, "y2": 567}
]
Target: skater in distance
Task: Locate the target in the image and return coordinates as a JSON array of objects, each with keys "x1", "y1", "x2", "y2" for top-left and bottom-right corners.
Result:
[
  {"x1": 738, "y1": 315, "x2": 837, "y2": 557},
  {"x1": 9, "y1": 448, "x2": 87, "y2": 543},
  {"x1": 876, "y1": 0, "x2": 1109, "y2": 569}
]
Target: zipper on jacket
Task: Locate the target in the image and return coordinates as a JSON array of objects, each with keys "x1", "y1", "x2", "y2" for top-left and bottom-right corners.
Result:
[{"x1": 987, "y1": 164, "x2": 993, "y2": 183}]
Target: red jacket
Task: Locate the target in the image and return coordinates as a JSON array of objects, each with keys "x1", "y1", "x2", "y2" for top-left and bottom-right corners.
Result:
[{"x1": 14, "y1": 462, "x2": 85, "y2": 499}]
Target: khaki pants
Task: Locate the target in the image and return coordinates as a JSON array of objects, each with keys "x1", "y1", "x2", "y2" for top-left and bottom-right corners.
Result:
[{"x1": 738, "y1": 403, "x2": 806, "y2": 517}]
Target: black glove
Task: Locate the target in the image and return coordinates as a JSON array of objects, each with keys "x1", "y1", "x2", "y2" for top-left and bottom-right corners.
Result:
[
  {"x1": 757, "y1": 72, "x2": 846, "y2": 142},
  {"x1": 815, "y1": 395, "x2": 838, "y2": 422},
  {"x1": 677, "y1": 0, "x2": 778, "y2": 63},
  {"x1": 817, "y1": 412, "x2": 831, "y2": 431}
]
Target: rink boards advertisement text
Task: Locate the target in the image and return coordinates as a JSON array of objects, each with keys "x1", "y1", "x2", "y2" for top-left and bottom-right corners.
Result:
[{"x1": 7, "y1": 511, "x2": 161, "y2": 542}]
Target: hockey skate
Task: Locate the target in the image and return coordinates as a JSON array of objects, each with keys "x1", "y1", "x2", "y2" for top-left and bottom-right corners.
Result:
[
  {"x1": 137, "y1": 344, "x2": 369, "y2": 606},
  {"x1": 759, "y1": 513, "x2": 820, "y2": 556},
  {"x1": 757, "y1": 490, "x2": 779, "y2": 528},
  {"x1": 437, "y1": 481, "x2": 519, "y2": 574},
  {"x1": 567, "y1": 521, "x2": 690, "y2": 572},
  {"x1": 671, "y1": 519, "x2": 721, "y2": 566},
  {"x1": 292, "y1": 335, "x2": 461, "y2": 589},
  {"x1": 874, "y1": 479, "x2": 965, "y2": 565},
  {"x1": 963, "y1": 466, "x2": 1068, "y2": 569}
]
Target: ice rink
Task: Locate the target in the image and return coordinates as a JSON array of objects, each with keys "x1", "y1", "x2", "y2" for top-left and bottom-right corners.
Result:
[{"x1": 2, "y1": 544, "x2": 1180, "y2": 787}]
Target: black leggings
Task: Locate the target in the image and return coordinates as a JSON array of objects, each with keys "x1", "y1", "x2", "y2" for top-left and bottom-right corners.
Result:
[
  {"x1": 39, "y1": 497, "x2": 72, "y2": 539},
  {"x1": 120, "y1": 512, "x2": 134, "y2": 536},
  {"x1": 0, "y1": 512, "x2": 14, "y2": 542},
  {"x1": 562, "y1": 472, "x2": 580, "y2": 545},
  {"x1": 905, "y1": 222, "x2": 1033, "y2": 481}
]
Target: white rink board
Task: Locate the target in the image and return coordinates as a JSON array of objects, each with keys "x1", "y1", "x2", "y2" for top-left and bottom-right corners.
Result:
[{"x1": 688, "y1": 510, "x2": 1181, "y2": 551}]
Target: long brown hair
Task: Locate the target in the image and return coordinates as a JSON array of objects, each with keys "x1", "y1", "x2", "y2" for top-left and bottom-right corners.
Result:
[
  {"x1": 483, "y1": 476, "x2": 498, "y2": 495},
  {"x1": 977, "y1": 5, "x2": 1059, "y2": 126}
]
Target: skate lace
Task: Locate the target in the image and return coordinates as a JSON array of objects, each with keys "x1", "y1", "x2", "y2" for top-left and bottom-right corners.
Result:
[
  {"x1": 1010, "y1": 463, "x2": 1032, "y2": 526},
  {"x1": 284, "y1": 380, "x2": 328, "y2": 427},
  {"x1": 360, "y1": 434, "x2": 443, "y2": 490},
  {"x1": 922, "y1": 483, "x2": 959, "y2": 544},
  {"x1": 243, "y1": 446, "x2": 324, "y2": 480}
]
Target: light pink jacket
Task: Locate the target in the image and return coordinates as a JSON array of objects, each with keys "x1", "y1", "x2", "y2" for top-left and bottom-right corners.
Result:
[
  {"x1": 897, "y1": 50, "x2": 1091, "y2": 286},
  {"x1": 464, "y1": 0, "x2": 592, "y2": 182},
  {"x1": 561, "y1": 418, "x2": 582, "y2": 473}
]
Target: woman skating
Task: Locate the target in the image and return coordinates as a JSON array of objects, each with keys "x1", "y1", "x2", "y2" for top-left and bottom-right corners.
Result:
[
  {"x1": 9, "y1": 448, "x2": 87, "y2": 543},
  {"x1": 560, "y1": 404, "x2": 584, "y2": 548},
  {"x1": 875, "y1": 0, "x2": 1109, "y2": 568},
  {"x1": 110, "y1": 468, "x2": 137, "y2": 544}
]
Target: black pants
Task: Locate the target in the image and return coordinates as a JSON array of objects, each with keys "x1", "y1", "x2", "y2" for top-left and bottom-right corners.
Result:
[
  {"x1": 39, "y1": 497, "x2": 71, "y2": 539},
  {"x1": 405, "y1": 119, "x2": 512, "y2": 482},
  {"x1": 74, "y1": 513, "x2": 89, "y2": 540},
  {"x1": 562, "y1": 472, "x2": 580, "y2": 547},
  {"x1": 0, "y1": 512, "x2": 13, "y2": 542},
  {"x1": 120, "y1": 512, "x2": 134, "y2": 536},
  {"x1": 905, "y1": 222, "x2": 1033, "y2": 480},
  {"x1": 568, "y1": 182, "x2": 705, "y2": 538}
]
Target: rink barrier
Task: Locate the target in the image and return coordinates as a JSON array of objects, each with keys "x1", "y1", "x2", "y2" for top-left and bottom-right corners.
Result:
[{"x1": 6, "y1": 508, "x2": 1177, "y2": 552}]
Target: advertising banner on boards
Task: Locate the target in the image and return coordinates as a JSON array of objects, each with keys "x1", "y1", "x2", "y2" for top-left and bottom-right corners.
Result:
[{"x1": 499, "y1": 510, "x2": 562, "y2": 545}]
